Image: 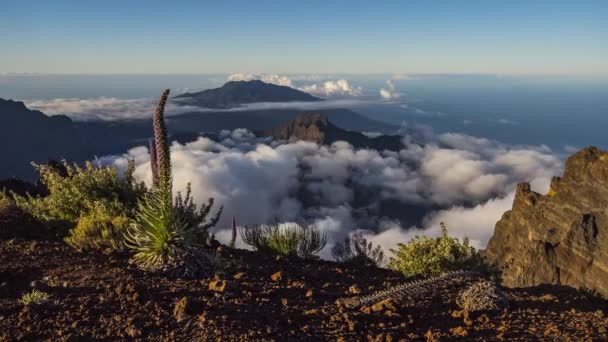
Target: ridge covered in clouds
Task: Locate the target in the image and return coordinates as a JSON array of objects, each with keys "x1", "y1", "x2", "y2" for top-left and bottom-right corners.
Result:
[
  {"x1": 24, "y1": 74, "x2": 403, "y2": 121},
  {"x1": 227, "y1": 73, "x2": 363, "y2": 97},
  {"x1": 106, "y1": 128, "x2": 561, "y2": 256}
]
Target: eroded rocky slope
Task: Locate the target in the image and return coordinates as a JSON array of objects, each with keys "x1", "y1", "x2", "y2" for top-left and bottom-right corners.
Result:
[{"x1": 485, "y1": 147, "x2": 608, "y2": 297}]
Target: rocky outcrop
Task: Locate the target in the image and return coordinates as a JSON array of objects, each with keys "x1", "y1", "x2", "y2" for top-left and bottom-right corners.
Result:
[
  {"x1": 265, "y1": 113, "x2": 403, "y2": 151},
  {"x1": 485, "y1": 147, "x2": 608, "y2": 297}
]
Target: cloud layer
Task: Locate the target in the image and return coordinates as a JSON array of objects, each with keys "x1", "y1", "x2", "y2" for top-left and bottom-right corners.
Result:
[
  {"x1": 25, "y1": 97, "x2": 375, "y2": 121},
  {"x1": 107, "y1": 129, "x2": 562, "y2": 256},
  {"x1": 227, "y1": 73, "x2": 363, "y2": 97}
]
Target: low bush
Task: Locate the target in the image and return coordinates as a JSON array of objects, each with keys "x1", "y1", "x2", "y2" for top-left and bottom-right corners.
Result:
[
  {"x1": 11, "y1": 160, "x2": 146, "y2": 251},
  {"x1": 332, "y1": 231, "x2": 384, "y2": 267},
  {"x1": 13, "y1": 160, "x2": 145, "y2": 223},
  {"x1": 388, "y1": 223, "x2": 486, "y2": 277},
  {"x1": 0, "y1": 190, "x2": 12, "y2": 210},
  {"x1": 20, "y1": 289, "x2": 50, "y2": 305},
  {"x1": 64, "y1": 203, "x2": 130, "y2": 252},
  {"x1": 240, "y1": 222, "x2": 327, "y2": 259}
]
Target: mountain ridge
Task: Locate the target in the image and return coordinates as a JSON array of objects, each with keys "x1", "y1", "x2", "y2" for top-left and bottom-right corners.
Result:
[
  {"x1": 175, "y1": 80, "x2": 321, "y2": 108},
  {"x1": 262, "y1": 112, "x2": 403, "y2": 151}
]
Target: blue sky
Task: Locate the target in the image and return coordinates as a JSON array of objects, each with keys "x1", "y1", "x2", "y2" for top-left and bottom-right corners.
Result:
[{"x1": 1, "y1": 0, "x2": 607, "y2": 75}]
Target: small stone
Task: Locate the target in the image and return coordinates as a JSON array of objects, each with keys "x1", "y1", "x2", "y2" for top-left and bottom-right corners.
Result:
[
  {"x1": 125, "y1": 325, "x2": 142, "y2": 338},
  {"x1": 304, "y1": 309, "x2": 318, "y2": 315},
  {"x1": 305, "y1": 289, "x2": 314, "y2": 297},
  {"x1": 451, "y1": 310, "x2": 463, "y2": 318},
  {"x1": 290, "y1": 281, "x2": 305, "y2": 288},
  {"x1": 281, "y1": 298, "x2": 289, "y2": 306},
  {"x1": 450, "y1": 326, "x2": 468, "y2": 337},
  {"x1": 371, "y1": 299, "x2": 397, "y2": 312},
  {"x1": 348, "y1": 285, "x2": 361, "y2": 294},
  {"x1": 347, "y1": 320, "x2": 357, "y2": 332},
  {"x1": 538, "y1": 294, "x2": 557, "y2": 302},
  {"x1": 233, "y1": 272, "x2": 246, "y2": 280},
  {"x1": 173, "y1": 297, "x2": 191, "y2": 322},
  {"x1": 208, "y1": 279, "x2": 228, "y2": 292},
  {"x1": 271, "y1": 271, "x2": 283, "y2": 281}
]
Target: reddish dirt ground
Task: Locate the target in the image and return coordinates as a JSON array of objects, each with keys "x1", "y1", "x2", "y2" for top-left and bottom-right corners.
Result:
[{"x1": 1, "y1": 235, "x2": 607, "y2": 341}]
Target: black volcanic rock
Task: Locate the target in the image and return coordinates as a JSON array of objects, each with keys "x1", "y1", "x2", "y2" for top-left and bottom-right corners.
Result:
[
  {"x1": 175, "y1": 80, "x2": 321, "y2": 108},
  {"x1": 263, "y1": 113, "x2": 403, "y2": 151},
  {"x1": 0, "y1": 99, "x2": 88, "y2": 180},
  {"x1": 485, "y1": 147, "x2": 608, "y2": 297}
]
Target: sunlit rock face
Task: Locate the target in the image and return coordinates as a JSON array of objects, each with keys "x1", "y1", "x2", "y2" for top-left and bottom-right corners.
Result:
[
  {"x1": 485, "y1": 147, "x2": 608, "y2": 297},
  {"x1": 264, "y1": 112, "x2": 403, "y2": 151}
]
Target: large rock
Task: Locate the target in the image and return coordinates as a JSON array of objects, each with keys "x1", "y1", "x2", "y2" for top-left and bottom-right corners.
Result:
[
  {"x1": 485, "y1": 147, "x2": 608, "y2": 297},
  {"x1": 264, "y1": 112, "x2": 403, "y2": 151}
]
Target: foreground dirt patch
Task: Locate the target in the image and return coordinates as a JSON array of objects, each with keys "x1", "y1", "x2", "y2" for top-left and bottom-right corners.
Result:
[{"x1": 1, "y1": 239, "x2": 607, "y2": 341}]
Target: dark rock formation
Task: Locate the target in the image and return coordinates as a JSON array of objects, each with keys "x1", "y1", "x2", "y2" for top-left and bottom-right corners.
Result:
[
  {"x1": 175, "y1": 80, "x2": 321, "y2": 108},
  {"x1": 0, "y1": 99, "x2": 88, "y2": 180},
  {"x1": 264, "y1": 113, "x2": 403, "y2": 151},
  {"x1": 485, "y1": 147, "x2": 608, "y2": 297}
]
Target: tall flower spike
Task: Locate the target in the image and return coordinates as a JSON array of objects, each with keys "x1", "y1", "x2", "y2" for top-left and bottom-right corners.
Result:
[
  {"x1": 230, "y1": 216, "x2": 237, "y2": 248},
  {"x1": 152, "y1": 89, "x2": 172, "y2": 204},
  {"x1": 149, "y1": 138, "x2": 159, "y2": 187}
]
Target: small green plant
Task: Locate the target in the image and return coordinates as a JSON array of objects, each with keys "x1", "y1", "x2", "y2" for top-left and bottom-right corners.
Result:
[
  {"x1": 11, "y1": 160, "x2": 146, "y2": 251},
  {"x1": 13, "y1": 160, "x2": 145, "y2": 223},
  {"x1": 332, "y1": 231, "x2": 385, "y2": 267},
  {"x1": 20, "y1": 289, "x2": 50, "y2": 305},
  {"x1": 64, "y1": 203, "x2": 131, "y2": 252},
  {"x1": 388, "y1": 223, "x2": 485, "y2": 277},
  {"x1": 240, "y1": 222, "x2": 327, "y2": 258},
  {"x1": 0, "y1": 190, "x2": 12, "y2": 210},
  {"x1": 125, "y1": 89, "x2": 221, "y2": 276}
]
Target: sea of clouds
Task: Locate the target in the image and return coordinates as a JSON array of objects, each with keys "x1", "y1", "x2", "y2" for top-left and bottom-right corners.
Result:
[
  {"x1": 104, "y1": 128, "x2": 561, "y2": 258},
  {"x1": 23, "y1": 73, "x2": 564, "y2": 258},
  {"x1": 24, "y1": 73, "x2": 403, "y2": 121}
]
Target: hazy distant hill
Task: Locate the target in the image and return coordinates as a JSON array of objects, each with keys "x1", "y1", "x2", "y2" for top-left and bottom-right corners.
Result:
[
  {"x1": 175, "y1": 80, "x2": 321, "y2": 108},
  {"x1": 0, "y1": 99, "x2": 88, "y2": 179}
]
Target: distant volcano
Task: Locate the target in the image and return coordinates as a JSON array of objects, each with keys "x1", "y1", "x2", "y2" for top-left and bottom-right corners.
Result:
[{"x1": 175, "y1": 80, "x2": 321, "y2": 108}]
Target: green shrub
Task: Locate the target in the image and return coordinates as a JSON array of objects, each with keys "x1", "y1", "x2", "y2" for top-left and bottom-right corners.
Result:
[
  {"x1": 13, "y1": 160, "x2": 145, "y2": 223},
  {"x1": 11, "y1": 160, "x2": 146, "y2": 251},
  {"x1": 0, "y1": 190, "x2": 12, "y2": 211},
  {"x1": 64, "y1": 203, "x2": 131, "y2": 252},
  {"x1": 332, "y1": 231, "x2": 384, "y2": 267},
  {"x1": 20, "y1": 289, "x2": 50, "y2": 305},
  {"x1": 240, "y1": 222, "x2": 327, "y2": 259},
  {"x1": 388, "y1": 223, "x2": 485, "y2": 277}
]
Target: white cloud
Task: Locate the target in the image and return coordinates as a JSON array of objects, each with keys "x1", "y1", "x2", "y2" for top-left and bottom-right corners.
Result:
[
  {"x1": 299, "y1": 79, "x2": 363, "y2": 97},
  {"x1": 226, "y1": 73, "x2": 363, "y2": 97},
  {"x1": 106, "y1": 129, "x2": 561, "y2": 257},
  {"x1": 379, "y1": 80, "x2": 401, "y2": 100},
  {"x1": 227, "y1": 73, "x2": 295, "y2": 87},
  {"x1": 24, "y1": 97, "x2": 375, "y2": 121},
  {"x1": 392, "y1": 74, "x2": 411, "y2": 80},
  {"x1": 24, "y1": 97, "x2": 205, "y2": 121},
  {"x1": 497, "y1": 118, "x2": 517, "y2": 125},
  {"x1": 420, "y1": 192, "x2": 516, "y2": 249}
]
